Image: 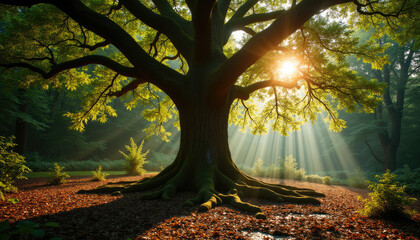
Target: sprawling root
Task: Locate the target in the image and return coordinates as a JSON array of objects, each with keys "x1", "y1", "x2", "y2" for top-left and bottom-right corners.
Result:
[
  {"x1": 182, "y1": 188, "x2": 266, "y2": 219},
  {"x1": 78, "y1": 166, "x2": 324, "y2": 219}
]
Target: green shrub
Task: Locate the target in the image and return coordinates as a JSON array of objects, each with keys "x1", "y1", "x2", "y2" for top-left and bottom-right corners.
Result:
[
  {"x1": 91, "y1": 165, "x2": 109, "y2": 181},
  {"x1": 8, "y1": 197, "x2": 19, "y2": 204},
  {"x1": 245, "y1": 155, "x2": 314, "y2": 181},
  {"x1": 306, "y1": 174, "x2": 324, "y2": 183},
  {"x1": 120, "y1": 138, "x2": 149, "y2": 175},
  {"x1": 48, "y1": 163, "x2": 70, "y2": 185},
  {"x1": 358, "y1": 170, "x2": 417, "y2": 219},
  {"x1": 283, "y1": 155, "x2": 299, "y2": 179},
  {"x1": 294, "y1": 168, "x2": 306, "y2": 181},
  {"x1": 0, "y1": 136, "x2": 31, "y2": 200},
  {"x1": 322, "y1": 176, "x2": 332, "y2": 185},
  {"x1": 0, "y1": 181, "x2": 5, "y2": 201}
]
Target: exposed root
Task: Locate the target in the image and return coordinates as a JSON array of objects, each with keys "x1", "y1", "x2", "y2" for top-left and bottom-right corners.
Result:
[
  {"x1": 189, "y1": 188, "x2": 267, "y2": 219},
  {"x1": 79, "y1": 163, "x2": 325, "y2": 219},
  {"x1": 78, "y1": 185, "x2": 126, "y2": 194}
]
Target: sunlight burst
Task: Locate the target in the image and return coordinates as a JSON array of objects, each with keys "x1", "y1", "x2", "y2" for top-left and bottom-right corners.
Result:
[{"x1": 278, "y1": 60, "x2": 299, "y2": 77}]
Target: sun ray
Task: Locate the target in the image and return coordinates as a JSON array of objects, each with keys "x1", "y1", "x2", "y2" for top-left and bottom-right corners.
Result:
[{"x1": 276, "y1": 59, "x2": 300, "y2": 79}]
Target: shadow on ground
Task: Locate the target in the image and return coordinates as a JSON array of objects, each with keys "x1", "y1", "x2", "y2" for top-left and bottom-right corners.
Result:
[{"x1": 29, "y1": 191, "x2": 196, "y2": 240}]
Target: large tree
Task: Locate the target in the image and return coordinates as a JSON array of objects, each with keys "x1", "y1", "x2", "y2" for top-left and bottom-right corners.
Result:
[{"x1": 0, "y1": 0, "x2": 415, "y2": 218}]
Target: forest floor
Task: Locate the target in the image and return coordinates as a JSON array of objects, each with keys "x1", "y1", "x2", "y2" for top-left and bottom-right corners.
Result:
[{"x1": 1, "y1": 175, "x2": 420, "y2": 240}]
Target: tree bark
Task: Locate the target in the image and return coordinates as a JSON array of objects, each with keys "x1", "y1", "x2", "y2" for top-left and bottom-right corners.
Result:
[{"x1": 382, "y1": 141, "x2": 397, "y2": 171}]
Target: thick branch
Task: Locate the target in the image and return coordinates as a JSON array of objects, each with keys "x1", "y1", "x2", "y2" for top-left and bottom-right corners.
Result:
[
  {"x1": 353, "y1": 0, "x2": 407, "y2": 17},
  {"x1": 224, "y1": 10, "x2": 285, "y2": 43},
  {"x1": 0, "y1": 55, "x2": 139, "y2": 78},
  {"x1": 365, "y1": 138, "x2": 383, "y2": 164},
  {"x1": 191, "y1": 0, "x2": 216, "y2": 63},
  {"x1": 239, "y1": 26, "x2": 257, "y2": 36},
  {"x1": 78, "y1": 40, "x2": 110, "y2": 51},
  {"x1": 1, "y1": 0, "x2": 185, "y2": 100},
  {"x1": 230, "y1": 0, "x2": 259, "y2": 20},
  {"x1": 217, "y1": 0, "x2": 231, "y2": 21},
  {"x1": 108, "y1": 78, "x2": 147, "y2": 97},
  {"x1": 227, "y1": 10, "x2": 285, "y2": 30},
  {"x1": 151, "y1": 0, "x2": 193, "y2": 34},
  {"x1": 54, "y1": 0, "x2": 184, "y2": 91},
  {"x1": 233, "y1": 79, "x2": 299, "y2": 100},
  {"x1": 120, "y1": 0, "x2": 193, "y2": 61},
  {"x1": 213, "y1": 0, "x2": 349, "y2": 96},
  {"x1": 395, "y1": 47, "x2": 414, "y2": 112}
]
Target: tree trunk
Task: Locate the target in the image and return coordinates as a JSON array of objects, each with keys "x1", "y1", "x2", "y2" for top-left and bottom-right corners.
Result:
[
  {"x1": 80, "y1": 89, "x2": 324, "y2": 218},
  {"x1": 382, "y1": 142, "x2": 397, "y2": 171}
]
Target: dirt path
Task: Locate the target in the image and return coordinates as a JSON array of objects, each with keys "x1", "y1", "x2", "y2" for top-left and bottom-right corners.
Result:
[{"x1": 1, "y1": 176, "x2": 419, "y2": 239}]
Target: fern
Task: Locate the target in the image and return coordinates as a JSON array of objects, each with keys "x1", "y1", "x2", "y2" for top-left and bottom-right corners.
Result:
[
  {"x1": 0, "y1": 136, "x2": 30, "y2": 200},
  {"x1": 119, "y1": 138, "x2": 149, "y2": 176},
  {"x1": 48, "y1": 163, "x2": 70, "y2": 185},
  {"x1": 91, "y1": 165, "x2": 109, "y2": 181}
]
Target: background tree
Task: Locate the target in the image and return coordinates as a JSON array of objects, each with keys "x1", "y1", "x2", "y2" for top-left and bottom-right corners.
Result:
[
  {"x1": 372, "y1": 39, "x2": 419, "y2": 171},
  {"x1": 351, "y1": 0, "x2": 419, "y2": 171},
  {"x1": 346, "y1": 27, "x2": 419, "y2": 171},
  {"x1": 0, "y1": 0, "x2": 415, "y2": 218}
]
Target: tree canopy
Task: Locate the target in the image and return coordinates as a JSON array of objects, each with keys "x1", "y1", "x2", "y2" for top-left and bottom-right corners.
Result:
[{"x1": 1, "y1": 0, "x2": 415, "y2": 136}]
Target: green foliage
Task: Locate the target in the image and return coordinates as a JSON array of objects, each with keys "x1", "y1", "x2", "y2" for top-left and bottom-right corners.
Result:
[
  {"x1": 348, "y1": 0, "x2": 420, "y2": 47},
  {"x1": 358, "y1": 170, "x2": 417, "y2": 219},
  {"x1": 119, "y1": 138, "x2": 149, "y2": 176},
  {"x1": 48, "y1": 163, "x2": 70, "y2": 185},
  {"x1": 91, "y1": 165, "x2": 109, "y2": 181},
  {"x1": 0, "y1": 1, "x2": 395, "y2": 141},
  {"x1": 0, "y1": 220, "x2": 61, "y2": 240},
  {"x1": 305, "y1": 174, "x2": 324, "y2": 184},
  {"x1": 0, "y1": 181, "x2": 4, "y2": 201},
  {"x1": 0, "y1": 136, "x2": 30, "y2": 200},
  {"x1": 7, "y1": 197, "x2": 19, "y2": 204},
  {"x1": 322, "y1": 176, "x2": 332, "y2": 185},
  {"x1": 283, "y1": 156, "x2": 306, "y2": 180},
  {"x1": 231, "y1": 14, "x2": 384, "y2": 136}
]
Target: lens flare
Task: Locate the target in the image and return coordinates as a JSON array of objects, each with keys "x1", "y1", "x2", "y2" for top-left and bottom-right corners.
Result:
[{"x1": 278, "y1": 60, "x2": 299, "y2": 77}]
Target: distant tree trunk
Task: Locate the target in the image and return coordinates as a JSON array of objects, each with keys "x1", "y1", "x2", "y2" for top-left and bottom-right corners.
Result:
[
  {"x1": 382, "y1": 142, "x2": 398, "y2": 171},
  {"x1": 14, "y1": 88, "x2": 27, "y2": 154},
  {"x1": 373, "y1": 45, "x2": 414, "y2": 171}
]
